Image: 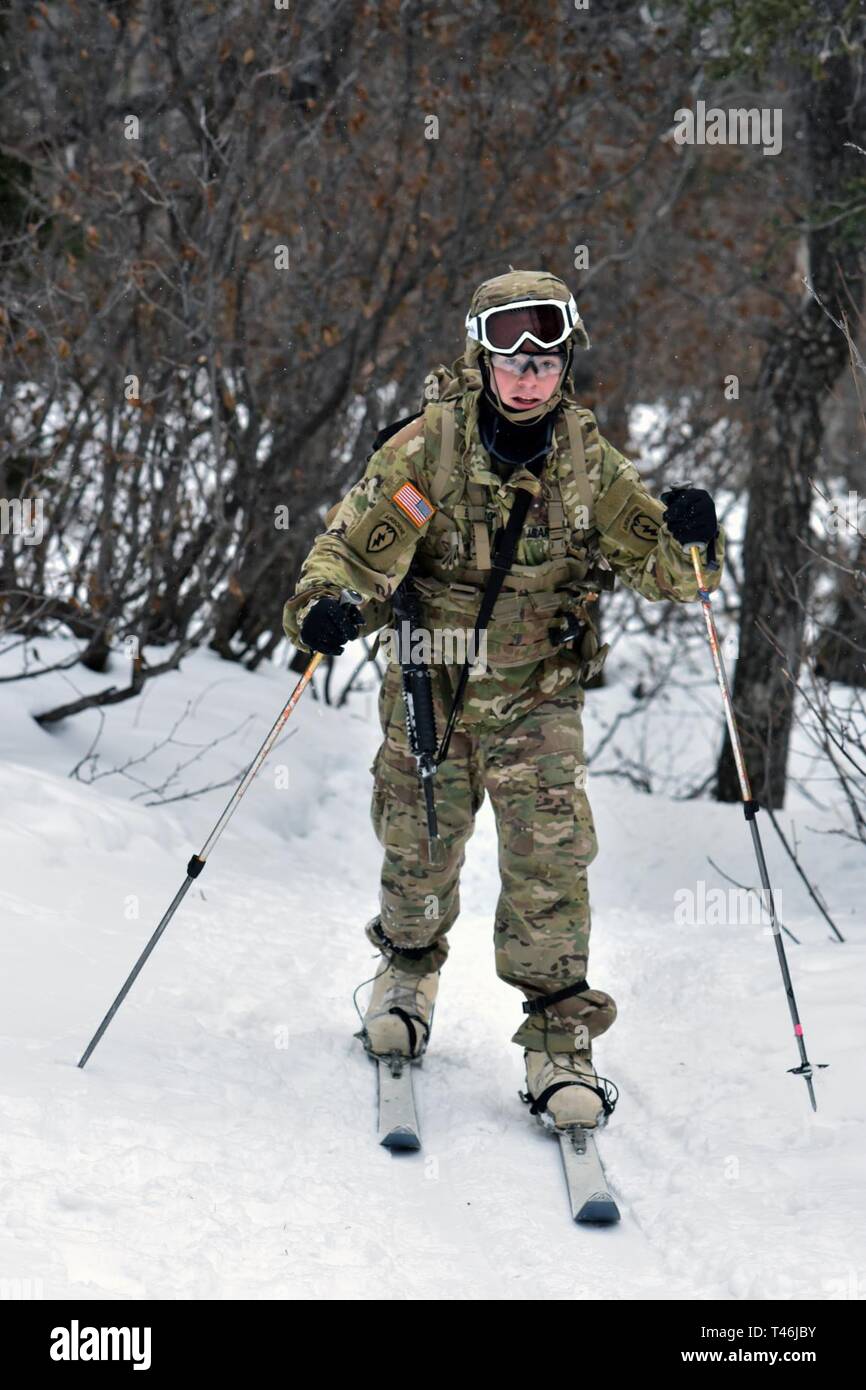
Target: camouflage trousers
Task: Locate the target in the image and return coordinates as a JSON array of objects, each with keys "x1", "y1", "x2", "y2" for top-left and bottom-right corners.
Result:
[{"x1": 366, "y1": 660, "x2": 617, "y2": 1054}]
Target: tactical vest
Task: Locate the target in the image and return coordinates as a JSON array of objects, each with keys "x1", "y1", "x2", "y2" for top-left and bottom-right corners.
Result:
[{"x1": 403, "y1": 396, "x2": 611, "y2": 677}]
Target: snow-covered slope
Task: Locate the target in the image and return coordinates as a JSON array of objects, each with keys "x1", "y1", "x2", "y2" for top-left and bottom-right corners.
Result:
[{"x1": 1, "y1": 638, "x2": 863, "y2": 1300}]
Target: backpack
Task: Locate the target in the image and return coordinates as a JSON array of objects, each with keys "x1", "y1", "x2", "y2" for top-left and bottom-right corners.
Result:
[
  {"x1": 322, "y1": 363, "x2": 467, "y2": 529},
  {"x1": 363, "y1": 363, "x2": 471, "y2": 461}
]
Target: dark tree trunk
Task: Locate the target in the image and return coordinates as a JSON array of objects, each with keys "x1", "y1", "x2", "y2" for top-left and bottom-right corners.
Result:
[
  {"x1": 716, "y1": 40, "x2": 866, "y2": 807},
  {"x1": 814, "y1": 533, "x2": 866, "y2": 687}
]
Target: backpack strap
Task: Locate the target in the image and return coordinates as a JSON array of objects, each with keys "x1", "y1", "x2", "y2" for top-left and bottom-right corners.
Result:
[
  {"x1": 429, "y1": 401, "x2": 457, "y2": 505},
  {"x1": 565, "y1": 409, "x2": 594, "y2": 518}
]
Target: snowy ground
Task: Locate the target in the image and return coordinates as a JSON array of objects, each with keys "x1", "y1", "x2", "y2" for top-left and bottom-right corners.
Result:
[{"x1": 0, "y1": 634, "x2": 863, "y2": 1301}]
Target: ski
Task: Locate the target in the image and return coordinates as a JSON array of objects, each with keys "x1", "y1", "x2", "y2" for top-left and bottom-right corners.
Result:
[
  {"x1": 554, "y1": 1123, "x2": 620, "y2": 1224},
  {"x1": 375, "y1": 1052, "x2": 422, "y2": 1150}
]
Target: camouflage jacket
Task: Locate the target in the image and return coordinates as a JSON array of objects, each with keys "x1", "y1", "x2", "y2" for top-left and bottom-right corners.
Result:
[{"x1": 282, "y1": 390, "x2": 725, "y2": 720}]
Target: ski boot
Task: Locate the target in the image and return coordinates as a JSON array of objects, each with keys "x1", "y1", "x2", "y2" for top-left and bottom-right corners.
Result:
[
  {"x1": 521, "y1": 1047, "x2": 618, "y2": 1131},
  {"x1": 356, "y1": 957, "x2": 440, "y2": 1061}
]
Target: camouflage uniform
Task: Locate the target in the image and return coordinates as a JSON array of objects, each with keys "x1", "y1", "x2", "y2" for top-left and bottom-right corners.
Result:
[{"x1": 283, "y1": 272, "x2": 725, "y2": 1055}]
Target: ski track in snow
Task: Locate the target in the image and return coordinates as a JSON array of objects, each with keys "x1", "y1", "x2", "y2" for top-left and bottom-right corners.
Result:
[{"x1": 0, "y1": 641, "x2": 864, "y2": 1300}]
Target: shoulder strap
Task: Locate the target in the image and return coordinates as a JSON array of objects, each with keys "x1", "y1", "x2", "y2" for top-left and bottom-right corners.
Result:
[
  {"x1": 429, "y1": 401, "x2": 457, "y2": 505},
  {"x1": 565, "y1": 409, "x2": 593, "y2": 516}
]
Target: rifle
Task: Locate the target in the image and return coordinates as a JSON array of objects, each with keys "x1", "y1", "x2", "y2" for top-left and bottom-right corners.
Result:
[{"x1": 391, "y1": 566, "x2": 445, "y2": 867}]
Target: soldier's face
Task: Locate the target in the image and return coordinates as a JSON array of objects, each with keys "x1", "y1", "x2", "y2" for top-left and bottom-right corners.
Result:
[{"x1": 490, "y1": 339, "x2": 564, "y2": 411}]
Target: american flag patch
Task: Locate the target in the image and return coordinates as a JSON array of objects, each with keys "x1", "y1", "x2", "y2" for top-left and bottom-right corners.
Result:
[{"x1": 392, "y1": 480, "x2": 435, "y2": 528}]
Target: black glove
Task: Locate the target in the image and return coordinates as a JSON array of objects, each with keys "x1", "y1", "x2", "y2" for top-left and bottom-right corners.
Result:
[
  {"x1": 660, "y1": 483, "x2": 718, "y2": 549},
  {"x1": 300, "y1": 595, "x2": 363, "y2": 656}
]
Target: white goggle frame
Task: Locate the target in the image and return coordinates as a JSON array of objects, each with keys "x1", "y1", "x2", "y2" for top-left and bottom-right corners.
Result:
[{"x1": 465, "y1": 295, "x2": 581, "y2": 354}]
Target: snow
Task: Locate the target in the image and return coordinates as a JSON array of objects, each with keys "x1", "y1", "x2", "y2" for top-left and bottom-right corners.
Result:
[{"x1": 0, "y1": 635, "x2": 863, "y2": 1301}]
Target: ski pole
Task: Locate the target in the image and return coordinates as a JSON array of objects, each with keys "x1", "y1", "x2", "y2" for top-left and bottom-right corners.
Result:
[
  {"x1": 689, "y1": 545, "x2": 827, "y2": 1111},
  {"x1": 77, "y1": 588, "x2": 364, "y2": 1069}
]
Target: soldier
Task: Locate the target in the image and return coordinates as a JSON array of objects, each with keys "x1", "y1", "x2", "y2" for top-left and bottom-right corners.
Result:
[{"x1": 282, "y1": 269, "x2": 725, "y2": 1130}]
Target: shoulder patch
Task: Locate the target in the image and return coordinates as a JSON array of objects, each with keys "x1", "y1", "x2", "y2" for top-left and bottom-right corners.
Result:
[{"x1": 392, "y1": 480, "x2": 436, "y2": 528}]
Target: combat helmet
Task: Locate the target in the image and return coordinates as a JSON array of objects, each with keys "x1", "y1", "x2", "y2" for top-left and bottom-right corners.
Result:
[{"x1": 462, "y1": 268, "x2": 591, "y2": 426}]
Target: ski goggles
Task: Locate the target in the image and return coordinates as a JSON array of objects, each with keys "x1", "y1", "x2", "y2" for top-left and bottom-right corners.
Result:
[
  {"x1": 488, "y1": 350, "x2": 566, "y2": 378},
  {"x1": 465, "y1": 295, "x2": 581, "y2": 354}
]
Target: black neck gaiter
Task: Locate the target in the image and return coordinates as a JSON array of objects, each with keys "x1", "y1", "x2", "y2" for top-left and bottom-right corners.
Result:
[{"x1": 477, "y1": 389, "x2": 558, "y2": 475}]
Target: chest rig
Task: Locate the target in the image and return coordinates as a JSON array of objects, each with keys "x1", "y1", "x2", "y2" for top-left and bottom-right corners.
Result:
[
  {"x1": 418, "y1": 400, "x2": 595, "y2": 582},
  {"x1": 446, "y1": 460, "x2": 571, "y2": 571},
  {"x1": 403, "y1": 396, "x2": 611, "y2": 676}
]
